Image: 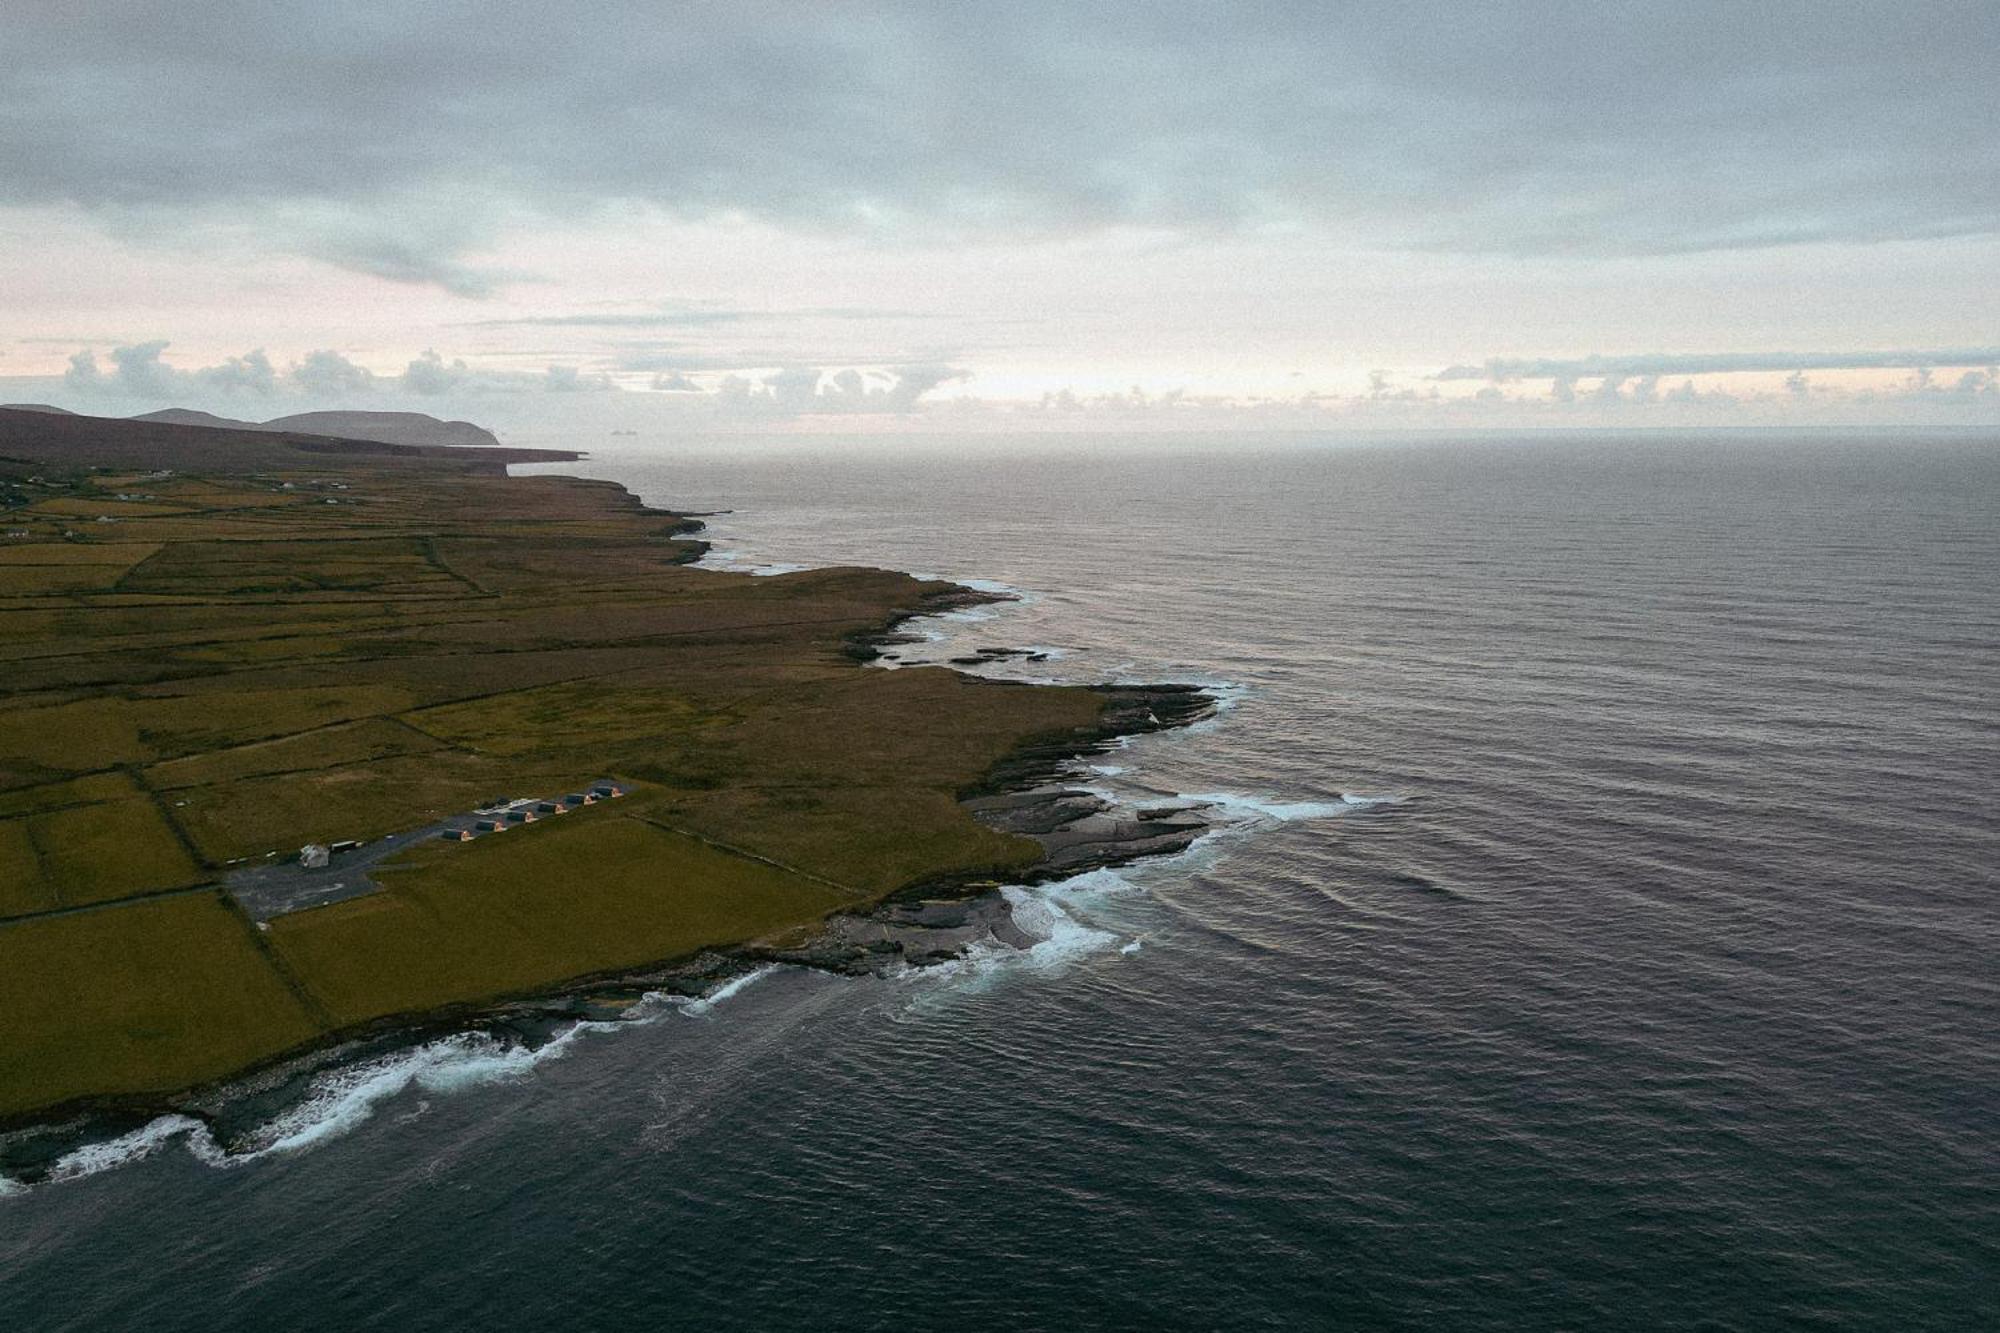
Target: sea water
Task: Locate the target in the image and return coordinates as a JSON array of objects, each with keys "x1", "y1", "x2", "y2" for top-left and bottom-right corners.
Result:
[{"x1": 2, "y1": 432, "x2": 1994, "y2": 1330}]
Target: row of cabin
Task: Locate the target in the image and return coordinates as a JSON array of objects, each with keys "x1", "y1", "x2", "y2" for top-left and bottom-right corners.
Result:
[{"x1": 441, "y1": 784, "x2": 625, "y2": 842}]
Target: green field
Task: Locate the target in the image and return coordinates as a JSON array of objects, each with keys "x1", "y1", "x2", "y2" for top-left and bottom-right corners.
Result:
[
  {"x1": 272, "y1": 812, "x2": 853, "y2": 1026},
  {"x1": 0, "y1": 893, "x2": 321, "y2": 1114},
  {"x1": 0, "y1": 408, "x2": 1116, "y2": 1121}
]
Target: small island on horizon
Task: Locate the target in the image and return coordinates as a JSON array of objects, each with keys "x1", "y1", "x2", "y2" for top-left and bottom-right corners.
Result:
[{"x1": 0, "y1": 406, "x2": 1209, "y2": 1139}]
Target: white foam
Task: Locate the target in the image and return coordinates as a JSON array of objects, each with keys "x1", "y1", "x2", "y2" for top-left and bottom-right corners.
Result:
[
  {"x1": 0, "y1": 1175, "x2": 26, "y2": 1198},
  {"x1": 1184, "y1": 681, "x2": 1249, "y2": 732},
  {"x1": 959, "y1": 577, "x2": 1029, "y2": 599},
  {"x1": 903, "y1": 781, "x2": 1407, "y2": 998},
  {"x1": 201, "y1": 1029, "x2": 585, "y2": 1163},
  {"x1": 678, "y1": 964, "x2": 778, "y2": 1017},
  {"x1": 10, "y1": 977, "x2": 787, "y2": 1192},
  {"x1": 1203, "y1": 681, "x2": 1251, "y2": 710},
  {"x1": 905, "y1": 868, "x2": 1140, "y2": 997},
  {"x1": 1176, "y1": 789, "x2": 1401, "y2": 824},
  {"x1": 695, "y1": 538, "x2": 812, "y2": 580},
  {"x1": 1180, "y1": 791, "x2": 1353, "y2": 822},
  {"x1": 42, "y1": 1113, "x2": 211, "y2": 1184},
  {"x1": 1002, "y1": 881, "x2": 1114, "y2": 963}
]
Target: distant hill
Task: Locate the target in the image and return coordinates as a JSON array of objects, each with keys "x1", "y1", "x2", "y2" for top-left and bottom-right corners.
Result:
[
  {"x1": 269, "y1": 412, "x2": 500, "y2": 448},
  {"x1": 0, "y1": 406, "x2": 576, "y2": 471},
  {"x1": 131, "y1": 408, "x2": 254, "y2": 430},
  {"x1": 126, "y1": 408, "x2": 501, "y2": 449},
  {"x1": 0, "y1": 404, "x2": 77, "y2": 416}
]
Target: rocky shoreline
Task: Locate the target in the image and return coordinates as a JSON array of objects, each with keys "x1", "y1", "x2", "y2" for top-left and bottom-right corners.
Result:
[
  {"x1": 751, "y1": 781, "x2": 1214, "y2": 974},
  {"x1": 752, "y1": 682, "x2": 1216, "y2": 976},
  {"x1": 1, "y1": 650, "x2": 1218, "y2": 1181}
]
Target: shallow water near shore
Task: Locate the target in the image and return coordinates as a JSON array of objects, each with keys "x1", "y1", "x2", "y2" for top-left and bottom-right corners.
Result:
[{"x1": 3, "y1": 431, "x2": 1996, "y2": 1330}]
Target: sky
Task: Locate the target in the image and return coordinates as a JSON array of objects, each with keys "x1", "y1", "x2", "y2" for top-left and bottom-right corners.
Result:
[{"x1": 2, "y1": 1, "x2": 1996, "y2": 436}]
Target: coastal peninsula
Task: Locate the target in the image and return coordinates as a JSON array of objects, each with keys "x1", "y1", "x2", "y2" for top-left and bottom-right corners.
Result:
[{"x1": 0, "y1": 408, "x2": 1203, "y2": 1127}]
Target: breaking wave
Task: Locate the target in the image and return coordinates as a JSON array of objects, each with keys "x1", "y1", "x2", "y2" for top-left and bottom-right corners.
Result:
[
  {"x1": 3, "y1": 972, "x2": 783, "y2": 1196},
  {"x1": 679, "y1": 964, "x2": 779, "y2": 1017},
  {"x1": 903, "y1": 868, "x2": 1139, "y2": 998},
  {"x1": 695, "y1": 543, "x2": 808, "y2": 578},
  {"x1": 1177, "y1": 789, "x2": 1403, "y2": 823}
]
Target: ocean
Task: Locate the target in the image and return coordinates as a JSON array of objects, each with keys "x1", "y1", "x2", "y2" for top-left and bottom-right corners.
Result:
[{"x1": 2, "y1": 431, "x2": 1995, "y2": 1330}]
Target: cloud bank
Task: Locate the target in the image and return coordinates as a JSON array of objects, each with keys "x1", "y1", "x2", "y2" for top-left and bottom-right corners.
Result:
[
  {"x1": 40, "y1": 341, "x2": 974, "y2": 417},
  {"x1": 57, "y1": 343, "x2": 614, "y2": 400},
  {"x1": 5, "y1": 2, "x2": 1995, "y2": 290},
  {"x1": 1438, "y1": 348, "x2": 2000, "y2": 382}
]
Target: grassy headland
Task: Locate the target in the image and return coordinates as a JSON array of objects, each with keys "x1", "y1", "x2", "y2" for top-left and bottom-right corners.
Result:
[{"x1": 0, "y1": 408, "x2": 1141, "y2": 1124}]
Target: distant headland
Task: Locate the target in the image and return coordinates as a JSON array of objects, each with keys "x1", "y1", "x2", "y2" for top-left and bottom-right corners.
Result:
[{"x1": 0, "y1": 404, "x2": 503, "y2": 451}]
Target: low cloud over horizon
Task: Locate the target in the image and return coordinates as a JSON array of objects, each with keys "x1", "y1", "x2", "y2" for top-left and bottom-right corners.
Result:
[
  {"x1": 10, "y1": 336, "x2": 1995, "y2": 438},
  {"x1": 1436, "y1": 349, "x2": 2000, "y2": 383}
]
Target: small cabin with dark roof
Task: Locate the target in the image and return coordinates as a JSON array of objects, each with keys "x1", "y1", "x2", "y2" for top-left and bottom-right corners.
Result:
[
  {"x1": 441, "y1": 828, "x2": 473, "y2": 842},
  {"x1": 506, "y1": 809, "x2": 535, "y2": 824},
  {"x1": 475, "y1": 819, "x2": 505, "y2": 833}
]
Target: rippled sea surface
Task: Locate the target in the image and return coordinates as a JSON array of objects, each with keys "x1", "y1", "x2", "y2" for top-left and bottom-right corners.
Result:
[{"x1": 4, "y1": 432, "x2": 1996, "y2": 1330}]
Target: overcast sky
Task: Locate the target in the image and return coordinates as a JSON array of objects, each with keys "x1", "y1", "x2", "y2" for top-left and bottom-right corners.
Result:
[{"x1": 3, "y1": 1, "x2": 1996, "y2": 433}]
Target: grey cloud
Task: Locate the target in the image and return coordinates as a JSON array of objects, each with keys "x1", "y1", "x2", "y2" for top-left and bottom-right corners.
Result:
[
  {"x1": 293, "y1": 349, "x2": 377, "y2": 395},
  {"x1": 313, "y1": 239, "x2": 505, "y2": 300},
  {"x1": 612, "y1": 347, "x2": 963, "y2": 375},
  {"x1": 650, "y1": 372, "x2": 703, "y2": 391},
  {"x1": 708, "y1": 363, "x2": 970, "y2": 415},
  {"x1": 63, "y1": 350, "x2": 104, "y2": 393},
  {"x1": 1898, "y1": 365, "x2": 2000, "y2": 396},
  {"x1": 544, "y1": 364, "x2": 615, "y2": 392},
  {"x1": 470, "y1": 306, "x2": 921, "y2": 329},
  {"x1": 107, "y1": 342, "x2": 182, "y2": 397},
  {"x1": 400, "y1": 350, "x2": 469, "y2": 395},
  {"x1": 5, "y1": 3, "x2": 1996, "y2": 290},
  {"x1": 54, "y1": 340, "x2": 615, "y2": 400},
  {"x1": 483, "y1": 311, "x2": 752, "y2": 331},
  {"x1": 877, "y1": 363, "x2": 973, "y2": 408},
  {"x1": 64, "y1": 340, "x2": 278, "y2": 397},
  {"x1": 197, "y1": 349, "x2": 278, "y2": 394},
  {"x1": 1437, "y1": 347, "x2": 2000, "y2": 381},
  {"x1": 1665, "y1": 379, "x2": 1736, "y2": 405}
]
